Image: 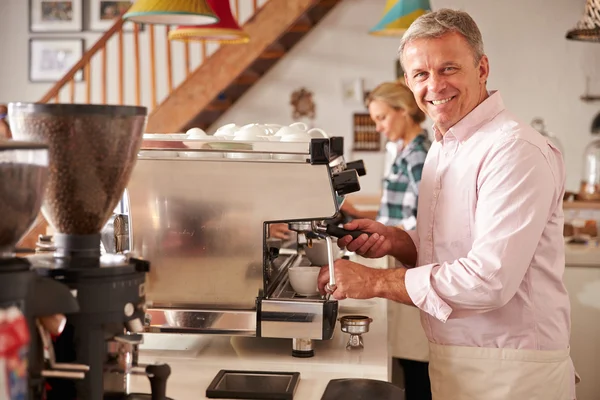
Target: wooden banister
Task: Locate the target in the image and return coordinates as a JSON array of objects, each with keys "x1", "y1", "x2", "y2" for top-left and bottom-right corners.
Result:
[
  {"x1": 39, "y1": 1, "x2": 270, "y2": 114},
  {"x1": 39, "y1": 18, "x2": 126, "y2": 103},
  {"x1": 134, "y1": 24, "x2": 141, "y2": 106}
]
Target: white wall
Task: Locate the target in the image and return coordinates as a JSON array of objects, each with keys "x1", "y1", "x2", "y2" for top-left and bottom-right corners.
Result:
[{"x1": 1, "y1": 0, "x2": 599, "y2": 195}]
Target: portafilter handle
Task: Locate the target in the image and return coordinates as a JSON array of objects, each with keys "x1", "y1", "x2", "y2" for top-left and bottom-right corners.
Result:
[{"x1": 324, "y1": 224, "x2": 369, "y2": 240}]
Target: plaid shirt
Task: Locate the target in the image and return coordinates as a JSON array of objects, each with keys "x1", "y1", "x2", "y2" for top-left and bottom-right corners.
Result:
[{"x1": 377, "y1": 132, "x2": 431, "y2": 229}]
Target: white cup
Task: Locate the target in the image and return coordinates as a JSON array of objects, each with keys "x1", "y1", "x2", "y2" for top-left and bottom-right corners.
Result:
[
  {"x1": 307, "y1": 128, "x2": 328, "y2": 138},
  {"x1": 215, "y1": 123, "x2": 239, "y2": 137},
  {"x1": 288, "y1": 266, "x2": 321, "y2": 296},
  {"x1": 289, "y1": 122, "x2": 309, "y2": 131},
  {"x1": 304, "y1": 239, "x2": 342, "y2": 266}
]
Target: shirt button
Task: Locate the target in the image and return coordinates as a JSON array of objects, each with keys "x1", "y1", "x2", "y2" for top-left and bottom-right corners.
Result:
[{"x1": 427, "y1": 234, "x2": 433, "y2": 241}]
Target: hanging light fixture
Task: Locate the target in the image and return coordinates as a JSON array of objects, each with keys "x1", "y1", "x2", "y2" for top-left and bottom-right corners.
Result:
[
  {"x1": 566, "y1": 0, "x2": 600, "y2": 42},
  {"x1": 168, "y1": 0, "x2": 249, "y2": 44},
  {"x1": 369, "y1": 0, "x2": 431, "y2": 37},
  {"x1": 123, "y1": 0, "x2": 219, "y2": 26}
]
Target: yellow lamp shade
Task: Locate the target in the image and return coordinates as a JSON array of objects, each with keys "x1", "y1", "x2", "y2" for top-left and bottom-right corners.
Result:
[
  {"x1": 369, "y1": 0, "x2": 431, "y2": 37},
  {"x1": 123, "y1": 0, "x2": 219, "y2": 26},
  {"x1": 168, "y1": 0, "x2": 249, "y2": 44}
]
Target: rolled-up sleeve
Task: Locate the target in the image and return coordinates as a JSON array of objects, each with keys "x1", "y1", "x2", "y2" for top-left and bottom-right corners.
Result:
[{"x1": 405, "y1": 138, "x2": 562, "y2": 321}]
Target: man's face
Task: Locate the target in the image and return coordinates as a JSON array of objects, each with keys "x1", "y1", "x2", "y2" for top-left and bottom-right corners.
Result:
[{"x1": 403, "y1": 32, "x2": 489, "y2": 134}]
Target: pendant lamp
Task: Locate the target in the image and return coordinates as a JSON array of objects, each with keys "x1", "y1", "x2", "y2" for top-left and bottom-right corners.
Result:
[
  {"x1": 369, "y1": 0, "x2": 431, "y2": 36},
  {"x1": 168, "y1": 0, "x2": 249, "y2": 44},
  {"x1": 566, "y1": 0, "x2": 600, "y2": 42},
  {"x1": 123, "y1": 0, "x2": 219, "y2": 26}
]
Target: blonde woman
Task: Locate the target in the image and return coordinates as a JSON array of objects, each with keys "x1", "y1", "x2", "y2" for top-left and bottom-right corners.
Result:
[{"x1": 343, "y1": 80, "x2": 430, "y2": 231}]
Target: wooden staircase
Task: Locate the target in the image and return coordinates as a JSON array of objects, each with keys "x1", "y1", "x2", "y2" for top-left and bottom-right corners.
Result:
[
  {"x1": 147, "y1": 0, "x2": 342, "y2": 133},
  {"x1": 38, "y1": 0, "x2": 342, "y2": 133}
]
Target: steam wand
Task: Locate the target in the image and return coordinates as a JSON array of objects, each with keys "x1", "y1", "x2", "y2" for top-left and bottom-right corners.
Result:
[{"x1": 288, "y1": 220, "x2": 368, "y2": 299}]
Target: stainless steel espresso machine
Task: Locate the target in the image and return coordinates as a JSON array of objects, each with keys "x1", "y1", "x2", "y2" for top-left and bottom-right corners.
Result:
[
  {"x1": 110, "y1": 135, "x2": 366, "y2": 358},
  {"x1": 8, "y1": 103, "x2": 172, "y2": 400}
]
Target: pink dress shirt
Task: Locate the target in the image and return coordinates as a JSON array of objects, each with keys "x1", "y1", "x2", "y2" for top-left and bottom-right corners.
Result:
[{"x1": 404, "y1": 91, "x2": 571, "y2": 351}]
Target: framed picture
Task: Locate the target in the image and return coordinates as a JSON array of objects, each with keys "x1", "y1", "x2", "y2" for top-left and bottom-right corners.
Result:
[
  {"x1": 29, "y1": 0, "x2": 83, "y2": 32},
  {"x1": 29, "y1": 38, "x2": 84, "y2": 83},
  {"x1": 89, "y1": 0, "x2": 140, "y2": 32}
]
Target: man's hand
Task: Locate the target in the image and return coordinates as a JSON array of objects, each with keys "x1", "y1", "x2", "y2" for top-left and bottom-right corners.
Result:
[
  {"x1": 337, "y1": 219, "x2": 392, "y2": 259},
  {"x1": 317, "y1": 259, "x2": 414, "y2": 304},
  {"x1": 317, "y1": 259, "x2": 382, "y2": 300}
]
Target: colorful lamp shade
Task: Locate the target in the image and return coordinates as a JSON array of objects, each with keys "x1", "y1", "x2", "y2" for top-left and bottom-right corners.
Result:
[
  {"x1": 168, "y1": 0, "x2": 249, "y2": 44},
  {"x1": 123, "y1": 0, "x2": 219, "y2": 26},
  {"x1": 566, "y1": 0, "x2": 600, "y2": 42},
  {"x1": 369, "y1": 0, "x2": 432, "y2": 37}
]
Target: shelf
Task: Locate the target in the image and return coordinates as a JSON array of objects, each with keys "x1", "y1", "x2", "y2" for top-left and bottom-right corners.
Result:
[{"x1": 563, "y1": 200, "x2": 600, "y2": 210}]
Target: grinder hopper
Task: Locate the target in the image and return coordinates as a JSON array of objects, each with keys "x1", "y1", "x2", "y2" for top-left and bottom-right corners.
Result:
[
  {"x1": 0, "y1": 140, "x2": 48, "y2": 256},
  {"x1": 8, "y1": 103, "x2": 147, "y2": 257}
]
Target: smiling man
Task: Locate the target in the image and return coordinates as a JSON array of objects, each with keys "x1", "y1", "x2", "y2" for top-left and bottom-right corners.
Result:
[{"x1": 317, "y1": 8, "x2": 577, "y2": 400}]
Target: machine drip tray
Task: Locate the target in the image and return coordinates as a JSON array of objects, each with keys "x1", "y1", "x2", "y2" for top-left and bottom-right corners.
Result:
[{"x1": 206, "y1": 370, "x2": 300, "y2": 399}]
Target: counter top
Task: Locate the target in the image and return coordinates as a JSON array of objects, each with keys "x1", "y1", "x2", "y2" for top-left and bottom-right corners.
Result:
[
  {"x1": 565, "y1": 243, "x2": 600, "y2": 267},
  {"x1": 129, "y1": 298, "x2": 389, "y2": 400}
]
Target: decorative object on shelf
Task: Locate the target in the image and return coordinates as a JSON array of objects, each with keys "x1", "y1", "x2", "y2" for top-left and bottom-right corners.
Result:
[
  {"x1": 577, "y1": 113, "x2": 600, "y2": 202},
  {"x1": 566, "y1": 0, "x2": 600, "y2": 42},
  {"x1": 352, "y1": 113, "x2": 380, "y2": 151},
  {"x1": 29, "y1": 38, "x2": 84, "y2": 83},
  {"x1": 122, "y1": 0, "x2": 218, "y2": 26},
  {"x1": 341, "y1": 78, "x2": 364, "y2": 105},
  {"x1": 290, "y1": 88, "x2": 316, "y2": 120},
  {"x1": 580, "y1": 77, "x2": 600, "y2": 103},
  {"x1": 29, "y1": 0, "x2": 83, "y2": 32},
  {"x1": 168, "y1": 0, "x2": 249, "y2": 44},
  {"x1": 369, "y1": 0, "x2": 431, "y2": 36},
  {"x1": 90, "y1": 0, "x2": 141, "y2": 32}
]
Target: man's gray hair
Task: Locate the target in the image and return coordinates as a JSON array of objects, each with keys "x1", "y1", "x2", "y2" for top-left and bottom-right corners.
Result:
[{"x1": 398, "y1": 8, "x2": 485, "y2": 69}]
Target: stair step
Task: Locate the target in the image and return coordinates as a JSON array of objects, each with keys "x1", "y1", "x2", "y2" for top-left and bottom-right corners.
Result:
[
  {"x1": 233, "y1": 70, "x2": 261, "y2": 85},
  {"x1": 289, "y1": 14, "x2": 313, "y2": 33},
  {"x1": 205, "y1": 99, "x2": 231, "y2": 112},
  {"x1": 288, "y1": 23, "x2": 312, "y2": 33},
  {"x1": 260, "y1": 49, "x2": 286, "y2": 59}
]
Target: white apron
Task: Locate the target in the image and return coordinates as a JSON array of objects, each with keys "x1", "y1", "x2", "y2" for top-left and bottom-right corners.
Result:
[
  {"x1": 428, "y1": 342, "x2": 578, "y2": 400},
  {"x1": 387, "y1": 257, "x2": 429, "y2": 362},
  {"x1": 387, "y1": 301, "x2": 429, "y2": 361}
]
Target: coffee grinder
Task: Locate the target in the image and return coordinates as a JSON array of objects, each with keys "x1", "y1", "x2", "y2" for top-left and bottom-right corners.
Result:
[
  {"x1": 8, "y1": 103, "x2": 172, "y2": 400},
  {"x1": 0, "y1": 139, "x2": 80, "y2": 400}
]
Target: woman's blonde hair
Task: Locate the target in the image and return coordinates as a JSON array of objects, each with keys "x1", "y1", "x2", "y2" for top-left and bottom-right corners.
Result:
[{"x1": 365, "y1": 80, "x2": 426, "y2": 124}]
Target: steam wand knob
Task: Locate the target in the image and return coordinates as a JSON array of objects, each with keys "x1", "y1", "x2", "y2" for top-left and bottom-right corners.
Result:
[{"x1": 146, "y1": 363, "x2": 171, "y2": 400}]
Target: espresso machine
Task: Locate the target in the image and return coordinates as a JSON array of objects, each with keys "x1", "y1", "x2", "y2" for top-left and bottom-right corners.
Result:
[
  {"x1": 112, "y1": 135, "x2": 365, "y2": 357},
  {"x1": 8, "y1": 103, "x2": 172, "y2": 400}
]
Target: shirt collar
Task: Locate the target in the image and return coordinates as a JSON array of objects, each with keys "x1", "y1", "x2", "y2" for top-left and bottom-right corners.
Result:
[{"x1": 432, "y1": 90, "x2": 505, "y2": 143}]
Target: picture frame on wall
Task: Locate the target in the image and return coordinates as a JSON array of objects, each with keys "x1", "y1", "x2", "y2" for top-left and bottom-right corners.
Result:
[
  {"x1": 29, "y1": 0, "x2": 83, "y2": 32},
  {"x1": 89, "y1": 0, "x2": 140, "y2": 32},
  {"x1": 29, "y1": 38, "x2": 84, "y2": 83}
]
